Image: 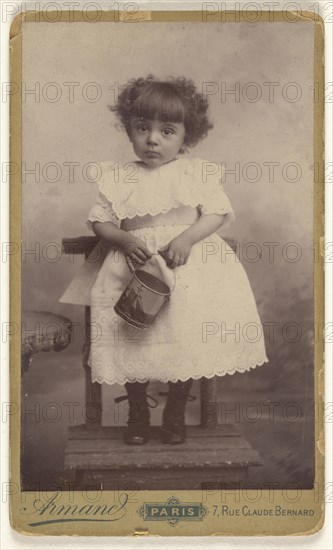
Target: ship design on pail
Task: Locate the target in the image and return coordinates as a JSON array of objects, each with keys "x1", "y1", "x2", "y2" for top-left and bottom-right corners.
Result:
[{"x1": 114, "y1": 268, "x2": 171, "y2": 329}]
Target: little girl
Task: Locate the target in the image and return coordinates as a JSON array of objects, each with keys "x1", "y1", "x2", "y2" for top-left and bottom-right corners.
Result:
[{"x1": 60, "y1": 75, "x2": 268, "y2": 446}]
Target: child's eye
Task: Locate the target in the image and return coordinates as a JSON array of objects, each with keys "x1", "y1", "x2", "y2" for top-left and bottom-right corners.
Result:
[
  {"x1": 162, "y1": 128, "x2": 175, "y2": 136},
  {"x1": 136, "y1": 124, "x2": 147, "y2": 132}
]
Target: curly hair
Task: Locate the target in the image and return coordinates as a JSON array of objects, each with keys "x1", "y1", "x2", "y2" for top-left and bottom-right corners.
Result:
[{"x1": 110, "y1": 75, "x2": 213, "y2": 149}]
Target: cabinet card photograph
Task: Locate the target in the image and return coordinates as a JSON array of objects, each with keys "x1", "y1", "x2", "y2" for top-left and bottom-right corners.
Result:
[{"x1": 9, "y1": 6, "x2": 325, "y2": 537}]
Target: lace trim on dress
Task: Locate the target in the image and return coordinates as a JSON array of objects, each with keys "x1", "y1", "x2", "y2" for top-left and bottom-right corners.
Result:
[
  {"x1": 86, "y1": 194, "x2": 121, "y2": 230},
  {"x1": 91, "y1": 157, "x2": 235, "y2": 227},
  {"x1": 99, "y1": 190, "x2": 234, "y2": 220},
  {"x1": 89, "y1": 355, "x2": 269, "y2": 385}
]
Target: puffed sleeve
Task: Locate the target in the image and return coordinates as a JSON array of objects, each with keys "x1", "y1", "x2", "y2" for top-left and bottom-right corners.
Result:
[
  {"x1": 86, "y1": 190, "x2": 121, "y2": 230},
  {"x1": 199, "y1": 170, "x2": 235, "y2": 228}
]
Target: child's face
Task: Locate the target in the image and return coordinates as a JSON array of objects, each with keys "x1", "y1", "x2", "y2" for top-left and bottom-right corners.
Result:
[{"x1": 129, "y1": 118, "x2": 186, "y2": 167}]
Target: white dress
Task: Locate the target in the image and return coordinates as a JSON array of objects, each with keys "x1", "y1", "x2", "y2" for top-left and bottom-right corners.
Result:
[{"x1": 59, "y1": 156, "x2": 268, "y2": 384}]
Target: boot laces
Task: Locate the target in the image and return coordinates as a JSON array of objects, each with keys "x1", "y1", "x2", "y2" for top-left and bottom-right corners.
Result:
[{"x1": 114, "y1": 394, "x2": 158, "y2": 408}]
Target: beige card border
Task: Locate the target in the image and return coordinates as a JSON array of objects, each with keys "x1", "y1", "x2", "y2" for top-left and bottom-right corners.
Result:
[{"x1": 9, "y1": 9, "x2": 325, "y2": 537}]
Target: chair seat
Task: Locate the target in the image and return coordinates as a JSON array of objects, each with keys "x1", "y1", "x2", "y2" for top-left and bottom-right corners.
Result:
[{"x1": 64, "y1": 424, "x2": 262, "y2": 489}]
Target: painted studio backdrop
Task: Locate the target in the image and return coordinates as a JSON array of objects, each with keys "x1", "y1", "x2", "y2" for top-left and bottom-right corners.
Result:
[{"x1": 21, "y1": 20, "x2": 315, "y2": 489}]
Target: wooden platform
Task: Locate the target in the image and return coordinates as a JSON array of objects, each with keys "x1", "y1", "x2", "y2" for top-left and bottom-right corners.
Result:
[{"x1": 65, "y1": 424, "x2": 262, "y2": 490}]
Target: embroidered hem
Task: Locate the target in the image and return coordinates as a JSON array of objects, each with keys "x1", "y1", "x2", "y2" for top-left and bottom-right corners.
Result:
[{"x1": 89, "y1": 356, "x2": 269, "y2": 385}]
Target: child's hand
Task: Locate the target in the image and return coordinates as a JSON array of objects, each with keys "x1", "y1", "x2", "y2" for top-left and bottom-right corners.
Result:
[
  {"x1": 158, "y1": 235, "x2": 192, "y2": 268},
  {"x1": 123, "y1": 235, "x2": 152, "y2": 266}
]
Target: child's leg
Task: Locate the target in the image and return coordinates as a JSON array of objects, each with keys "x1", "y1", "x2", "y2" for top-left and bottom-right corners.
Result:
[
  {"x1": 123, "y1": 381, "x2": 150, "y2": 445},
  {"x1": 161, "y1": 379, "x2": 193, "y2": 445}
]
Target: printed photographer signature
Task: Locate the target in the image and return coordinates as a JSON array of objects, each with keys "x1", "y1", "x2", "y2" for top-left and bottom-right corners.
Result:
[{"x1": 23, "y1": 492, "x2": 128, "y2": 526}]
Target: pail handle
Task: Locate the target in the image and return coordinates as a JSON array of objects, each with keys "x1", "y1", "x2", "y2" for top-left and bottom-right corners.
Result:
[
  {"x1": 125, "y1": 254, "x2": 176, "y2": 293},
  {"x1": 125, "y1": 255, "x2": 137, "y2": 274}
]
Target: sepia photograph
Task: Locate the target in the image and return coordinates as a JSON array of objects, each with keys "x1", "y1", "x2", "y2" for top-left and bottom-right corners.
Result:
[{"x1": 9, "y1": 6, "x2": 324, "y2": 537}]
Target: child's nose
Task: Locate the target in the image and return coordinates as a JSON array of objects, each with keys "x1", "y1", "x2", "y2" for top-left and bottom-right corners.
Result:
[{"x1": 146, "y1": 131, "x2": 159, "y2": 145}]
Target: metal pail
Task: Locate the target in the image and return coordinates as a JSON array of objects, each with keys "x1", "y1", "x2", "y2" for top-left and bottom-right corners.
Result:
[{"x1": 114, "y1": 266, "x2": 172, "y2": 329}]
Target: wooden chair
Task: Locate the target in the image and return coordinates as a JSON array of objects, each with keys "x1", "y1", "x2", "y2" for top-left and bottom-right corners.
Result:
[{"x1": 62, "y1": 236, "x2": 262, "y2": 489}]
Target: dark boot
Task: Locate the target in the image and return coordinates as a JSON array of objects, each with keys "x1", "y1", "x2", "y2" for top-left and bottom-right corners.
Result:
[
  {"x1": 115, "y1": 381, "x2": 156, "y2": 445},
  {"x1": 161, "y1": 379, "x2": 193, "y2": 445}
]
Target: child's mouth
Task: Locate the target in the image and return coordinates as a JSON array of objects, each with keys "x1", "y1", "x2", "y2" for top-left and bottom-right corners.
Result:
[{"x1": 144, "y1": 151, "x2": 161, "y2": 158}]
